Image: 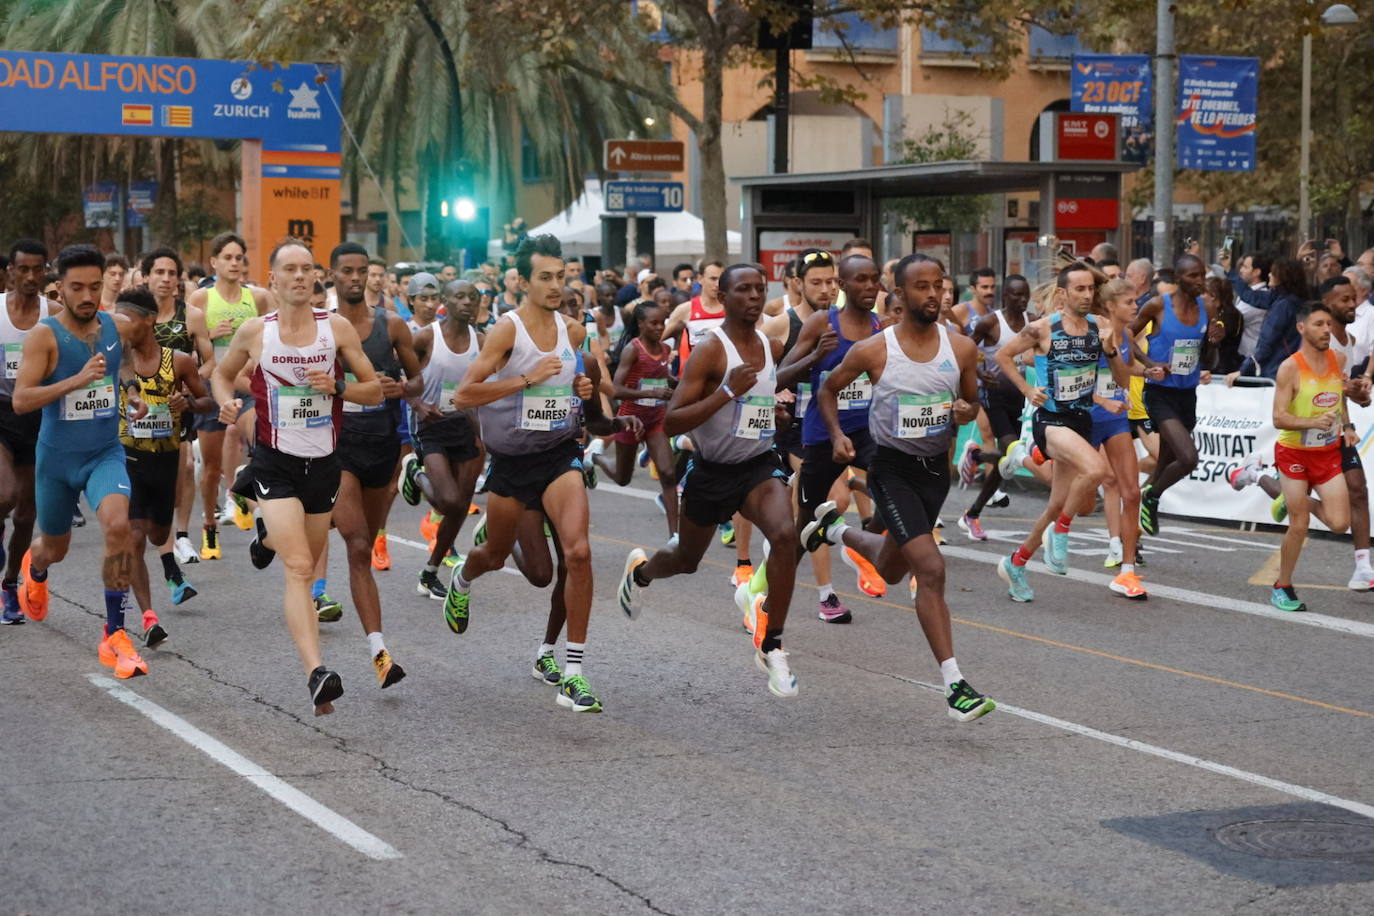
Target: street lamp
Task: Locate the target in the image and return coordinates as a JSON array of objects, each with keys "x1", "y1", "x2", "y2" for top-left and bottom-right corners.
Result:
[{"x1": 1300, "y1": 3, "x2": 1359, "y2": 240}]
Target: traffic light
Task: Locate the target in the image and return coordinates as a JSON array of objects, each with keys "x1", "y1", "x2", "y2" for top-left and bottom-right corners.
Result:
[{"x1": 444, "y1": 198, "x2": 488, "y2": 271}]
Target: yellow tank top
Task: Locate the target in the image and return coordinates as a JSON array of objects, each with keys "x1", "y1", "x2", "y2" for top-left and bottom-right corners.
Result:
[
  {"x1": 1127, "y1": 322, "x2": 1151, "y2": 420},
  {"x1": 120, "y1": 347, "x2": 182, "y2": 452},
  {"x1": 1278, "y1": 350, "x2": 1343, "y2": 449},
  {"x1": 205, "y1": 284, "x2": 258, "y2": 361}
]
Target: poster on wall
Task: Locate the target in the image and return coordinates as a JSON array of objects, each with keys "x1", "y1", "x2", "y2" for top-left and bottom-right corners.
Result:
[
  {"x1": 1070, "y1": 54, "x2": 1153, "y2": 164},
  {"x1": 912, "y1": 232, "x2": 951, "y2": 273},
  {"x1": 755, "y1": 230, "x2": 852, "y2": 299},
  {"x1": 1176, "y1": 55, "x2": 1258, "y2": 172}
]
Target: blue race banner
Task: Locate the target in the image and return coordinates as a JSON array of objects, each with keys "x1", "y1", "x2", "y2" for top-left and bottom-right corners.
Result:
[
  {"x1": 0, "y1": 51, "x2": 340, "y2": 153},
  {"x1": 1176, "y1": 55, "x2": 1258, "y2": 171},
  {"x1": 1071, "y1": 54, "x2": 1152, "y2": 165},
  {"x1": 83, "y1": 182, "x2": 119, "y2": 229},
  {"x1": 126, "y1": 181, "x2": 158, "y2": 228}
]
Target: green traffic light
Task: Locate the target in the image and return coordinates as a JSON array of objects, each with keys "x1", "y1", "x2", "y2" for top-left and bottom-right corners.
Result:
[{"x1": 454, "y1": 198, "x2": 477, "y2": 222}]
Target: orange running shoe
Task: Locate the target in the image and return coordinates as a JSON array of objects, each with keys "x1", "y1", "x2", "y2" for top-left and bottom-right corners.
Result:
[
  {"x1": 467, "y1": 503, "x2": 481, "y2": 515},
  {"x1": 99, "y1": 629, "x2": 148, "y2": 679},
  {"x1": 730, "y1": 564, "x2": 754, "y2": 587},
  {"x1": 371, "y1": 533, "x2": 391, "y2": 571},
  {"x1": 1109, "y1": 570, "x2": 1148, "y2": 600},
  {"x1": 18, "y1": 549, "x2": 48, "y2": 621},
  {"x1": 843, "y1": 547, "x2": 886, "y2": 597},
  {"x1": 749, "y1": 595, "x2": 769, "y2": 652},
  {"x1": 418, "y1": 511, "x2": 440, "y2": 543}
]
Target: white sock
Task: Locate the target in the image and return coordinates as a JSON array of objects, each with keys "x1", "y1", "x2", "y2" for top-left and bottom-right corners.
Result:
[
  {"x1": 827, "y1": 519, "x2": 850, "y2": 545},
  {"x1": 538, "y1": 641, "x2": 556, "y2": 659},
  {"x1": 366, "y1": 631, "x2": 386, "y2": 657},
  {"x1": 817, "y1": 584, "x2": 835, "y2": 602},
  {"x1": 1109, "y1": 536, "x2": 1122, "y2": 552},
  {"x1": 564, "y1": 641, "x2": 585, "y2": 677},
  {"x1": 1121, "y1": 563, "x2": 1135, "y2": 575},
  {"x1": 940, "y1": 657, "x2": 963, "y2": 687},
  {"x1": 454, "y1": 565, "x2": 471, "y2": 592},
  {"x1": 1356, "y1": 549, "x2": 1371, "y2": 570}
]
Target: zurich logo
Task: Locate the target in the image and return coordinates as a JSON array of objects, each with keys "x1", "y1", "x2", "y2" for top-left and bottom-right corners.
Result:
[{"x1": 230, "y1": 77, "x2": 252, "y2": 101}]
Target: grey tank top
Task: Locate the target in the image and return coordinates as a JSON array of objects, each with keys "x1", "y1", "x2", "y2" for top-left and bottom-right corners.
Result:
[
  {"x1": 480, "y1": 311, "x2": 580, "y2": 456},
  {"x1": 694, "y1": 326, "x2": 777, "y2": 464},
  {"x1": 420, "y1": 324, "x2": 478, "y2": 413},
  {"x1": 869, "y1": 324, "x2": 961, "y2": 457}
]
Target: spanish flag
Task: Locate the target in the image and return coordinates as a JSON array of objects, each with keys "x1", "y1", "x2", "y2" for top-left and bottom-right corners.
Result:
[
  {"x1": 121, "y1": 104, "x2": 153, "y2": 126},
  {"x1": 161, "y1": 105, "x2": 192, "y2": 128}
]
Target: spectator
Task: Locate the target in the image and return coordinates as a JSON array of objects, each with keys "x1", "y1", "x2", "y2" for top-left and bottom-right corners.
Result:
[
  {"x1": 1097, "y1": 258, "x2": 1122, "y2": 279},
  {"x1": 1236, "y1": 257, "x2": 1309, "y2": 378},
  {"x1": 671, "y1": 262, "x2": 695, "y2": 293},
  {"x1": 1232, "y1": 252, "x2": 1272, "y2": 358},
  {"x1": 1203, "y1": 276, "x2": 1243, "y2": 374},
  {"x1": 1317, "y1": 250, "x2": 1344, "y2": 284},
  {"x1": 1089, "y1": 241, "x2": 1119, "y2": 264},
  {"x1": 1125, "y1": 257, "x2": 1154, "y2": 307},
  {"x1": 498, "y1": 266, "x2": 522, "y2": 314},
  {"x1": 1344, "y1": 266, "x2": 1374, "y2": 371}
]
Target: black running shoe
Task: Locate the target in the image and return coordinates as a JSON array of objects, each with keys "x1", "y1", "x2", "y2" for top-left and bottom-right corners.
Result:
[
  {"x1": 308, "y1": 666, "x2": 343, "y2": 715},
  {"x1": 250, "y1": 517, "x2": 276, "y2": 570},
  {"x1": 144, "y1": 622, "x2": 169, "y2": 648},
  {"x1": 945, "y1": 679, "x2": 995, "y2": 723},
  {"x1": 532, "y1": 654, "x2": 562, "y2": 686},
  {"x1": 1139, "y1": 485, "x2": 1160, "y2": 536},
  {"x1": 416, "y1": 569, "x2": 447, "y2": 600}
]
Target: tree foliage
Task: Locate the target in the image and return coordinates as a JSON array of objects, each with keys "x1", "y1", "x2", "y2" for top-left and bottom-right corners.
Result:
[{"x1": 886, "y1": 110, "x2": 992, "y2": 234}]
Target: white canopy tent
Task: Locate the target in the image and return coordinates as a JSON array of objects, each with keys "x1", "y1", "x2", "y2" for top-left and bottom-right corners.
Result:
[{"x1": 488, "y1": 179, "x2": 741, "y2": 265}]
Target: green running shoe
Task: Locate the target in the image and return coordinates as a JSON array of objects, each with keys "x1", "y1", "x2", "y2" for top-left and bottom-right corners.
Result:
[
  {"x1": 444, "y1": 569, "x2": 470, "y2": 634},
  {"x1": 532, "y1": 654, "x2": 562, "y2": 686},
  {"x1": 946, "y1": 679, "x2": 996, "y2": 722},
  {"x1": 473, "y1": 513, "x2": 487, "y2": 546},
  {"x1": 1139, "y1": 484, "x2": 1160, "y2": 536},
  {"x1": 1270, "y1": 585, "x2": 1307, "y2": 613},
  {"x1": 556, "y1": 674, "x2": 602, "y2": 712},
  {"x1": 315, "y1": 593, "x2": 343, "y2": 622},
  {"x1": 1270, "y1": 495, "x2": 1288, "y2": 523},
  {"x1": 400, "y1": 454, "x2": 423, "y2": 507},
  {"x1": 718, "y1": 521, "x2": 735, "y2": 546}
]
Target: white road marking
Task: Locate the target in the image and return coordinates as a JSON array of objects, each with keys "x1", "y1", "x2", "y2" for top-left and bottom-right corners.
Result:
[
  {"x1": 388, "y1": 535, "x2": 521, "y2": 577},
  {"x1": 903, "y1": 674, "x2": 1374, "y2": 821},
  {"x1": 86, "y1": 675, "x2": 402, "y2": 860}
]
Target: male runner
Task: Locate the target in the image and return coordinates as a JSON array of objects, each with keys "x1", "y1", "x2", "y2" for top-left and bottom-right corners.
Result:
[
  {"x1": 99, "y1": 254, "x2": 129, "y2": 311},
  {"x1": 401, "y1": 278, "x2": 486, "y2": 599},
  {"x1": 993, "y1": 263, "x2": 1130, "y2": 600},
  {"x1": 212, "y1": 238, "x2": 382, "y2": 715},
  {"x1": 330, "y1": 241, "x2": 422, "y2": 686},
  {"x1": 450, "y1": 234, "x2": 627, "y2": 713},
  {"x1": 618, "y1": 263, "x2": 801, "y2": 698},
  {"x1": 0, "y1": 240, "x2": 59, "y2": 624},
  {"x1": 1134, "y1": 254, "x2": 1222, "y2": 536},
  {"x1": 116, "y1": 288, "x2": 213, "y2": 644},
  {"x1": 950, "y1": 267, "x2": 997, "y2": 336},
  {"x1": 13, "y1": 245, "x2": 148, "y2": 677},
  {"x1": 800, "y1": 253, "x2": 995, "y2": 721},
  {"x1": 365, "y1": 257, "x2": 388, "y2": 310}
]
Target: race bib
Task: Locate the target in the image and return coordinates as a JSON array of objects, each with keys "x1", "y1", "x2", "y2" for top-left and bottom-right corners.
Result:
[
  {"x1": 271, "y1": 385, "x2": 332, "y2": 429},
  {"x1": 893, "y1": 392, "x2": 952, "y2": 439},
  {"x1": 341, "y1": 372, "x2": 385, "y2": 413},
  {"x1": 4, "y1": 342, "x2": 22, "y2": 379},
  {"x1": 519, "y1": 385, "x2": 575, "y2": 431},
  {"x1": 1169, "y1": 339, "x2": 1201, "y2": 375},
  {"x1": 61, "y1": 375, "x2": 117, "y2": 421},
  {"x1": 636, "y1": 378, "x2": 669, "y2": 407},
  {"x1": 795, "y1": 383, "x2": 812, "y2": 418},
  {"x1": 1053, "y1": 365, "x2": 1095, "y2": 402},
  {"x1": 440, "y1": 381, "x2": 459, "y2": 411},
  {"x1": 1301, "y1": 425, "x2": 1339, "y2": 449},
  {"x1": 731, "y1": 394, "x2": 775, "y2": 440},
  {"x1": 822, "y1": 371, "x2": 873, "y2": 411},
  {"x1": 1095, "y1": 366, "x2": 1121, "y2": 400},
  {"x1": 129, "y1": 401, "x2": 174, "y2": 439}
]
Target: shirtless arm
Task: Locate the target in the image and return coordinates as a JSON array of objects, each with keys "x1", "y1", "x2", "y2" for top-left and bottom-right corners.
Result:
[
  {"x1": 386, "y1": 314, "x2": 424, "y2": 399},
  {"x1": 661, "y1": 301, "x2": 692, "y2": 347},
  {"x1": 211, "y1": 319, "x2": 260, "y2": 424},
  {"x1": 186, "y1": 304, "x2": 214, "y2": 369},
  {"x1": 996, "y1": 318, "x2": 1049, "y2": 406},
  {"x1": 776, "y1": 311, "x2": 837, "y2": 389},
  {"x1": 664, "y1": 337, "x2": 736, "y2": 437},
  {"x1": 949, "y1": 333, "x2": 981, "y2": 424},
  {"x1": 327, "y1": 315, "x2": 382, "y2": 406}
]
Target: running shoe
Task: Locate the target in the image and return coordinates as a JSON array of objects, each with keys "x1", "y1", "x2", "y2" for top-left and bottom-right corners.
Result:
[
  {"x1": 556, "y1": 674, "x2": 603, "y2": 712},
  {"x1": 533, "y1": 654, "x2": 562, "y2": 686},
  {"x1": 638, "y1": 445, "x2": 650, "y2": 468},
  {"x1": 1228, "y1": 452, "x2": 1266, "y2": 491},
  {"x1": 419, "y1": 509, "x2": 441, "y2": 544},
  {"x1": 142, "y1": 611, "x2": 168, "y2": 649},
  {"x1": 619, "y1": 548, "x2": 647, "y2": 619},
  {"x1": 1, "y1": 588, "x2": 23, "y2": 625},
  {"x1": 315, "y1": 593, "x2": 343, "y2": 622},
  {"x1": 581, "y1": 455, "x2": 598, "y2": 490},
  {"x1": 842, "y1": 547, "x2": 885, "y2": 597},
  {"x1": 372, "y1": 533, "x2": 390, "y2": 571},
  {"x1": 472, "y1": 513, "x2": 487, "y2": 546},
  {"x1": 957, "y1": 439, "x2": 980, "y2": 488},
  {"x1": 1104, "y1": 538, "x2": 1123, "y2": 569},
  {"x1": 400, "y1": 454, "x2": 423, "y2": 507},
  {"x1": 1109, "y1": 570, "x2": 1148, "y2": 600},
  {"x1": 817, "y1": 594, "x2": 852, "y2": 624},
  {"x1": 1270, "y1": 495, "x2": 1288, "y2": 523},
  {"x1": 988, "y1": 489, "x2": 1011, "y2": 509},
  {"x1": 467, "y1": 503, "x2": 481, "y2": 515},
  {"x1": 416, "y1": 569, "x2": 447, "y2": 600},
  {"x1": 654, "y1": 492, "x2": 667, "y2": 516},
  {"x1": 801, "y1": 500, "x2": 842, "y2": 552},
  {"x1": 1135, "y1": 545, "x2": 1147, "y2": 568},
  {"x1": 945, "y1": 679, "x2": 995, "y2": 722},
  {"x1": 730, "y1": 563, "x2": 754, "y2": 587},
  {"x1": 998, "y1": 439, "x2": 1028, "y2": 478},
  {"x1": 71, "y1": 508, "x2": 86, "y2": 528},
  {"x1": 98, "y1": 628, "x2": 148, "y2": 679},
  {"x1": 735, "y1": 580, "x2": 755, "y2": 634},
  {"x1": 200, "y1": 526, "x2": 221, "y2": 561},
  {"x1": 1348, "y1": 568, "x2": 1374, "y2": 592},
  {"x1": 18, "y1": 550, "x2": 47, "y2": 621},
  {"x1": 230, "y1": 492, "x2": 254, "y2": 531},
  {"x1": 444, "y1": 569, "x2": 470, "y2": 634},
  {"x1": 167, "y1": 578, "x2": 197, "y2": 606},
  {"x1": 932, "y1": 518, "x2": 946, "y2": 546},
  {"x1": 997, "y1": 556, "x2": 1034, "y2": 602},
  {"x1": 543, "y1": 519, "x2": 552, "y2": 538},
  {"x1": 308, "y1": 666, "x2": 343, "y2": 716},
  {"x1": 958, "y1": 512, "x2": 987, "y2": 541},
  {"x1": 249, "y1": 524, "x2": 275, "y2": 570},
  {"x1": 1139, "y1": 484, "x2": 1160, "y2": 536},
  {"x1": 1270, "y1": 585, "x2": 1307, "y2": 613},
  {"x1": 1029, "y1": 444, "x2": 1047, "y2": 465},
  {"x1": 908, "y1": 576, "x2": 919, "y2": 601},
  {"x1": 174, "y1": 535, "x2": 199, "y2": 565},
  {"x1": 373, "y1": 649, "x2": 406, "y2": 688},
  {"x1": 748, "y1": 594, "x2": 769, "y2": 653},
  {"x1": 217, "y1": 504, "x2": 237, "y2": 527},
  {"x1": 718, "y1": 521, "x2": 735, "y2": 546},
  {"x1": 443, "y1": 548, "x2": 463, "y2": 569},
  {"x1": 755, "y1": 648, "x2": 798, "y2": 698},
  {"x1": 1045, "y1": 530, "x2": 1069, "y2": 574}
]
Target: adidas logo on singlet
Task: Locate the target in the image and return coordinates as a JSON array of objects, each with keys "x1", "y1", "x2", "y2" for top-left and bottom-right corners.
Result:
[
  {"x1": 939, "y1": 360, "x2": 955, "y2": 372},
  {"x1": 561, "y1": 348, "x2": 574, "y2": 361}
]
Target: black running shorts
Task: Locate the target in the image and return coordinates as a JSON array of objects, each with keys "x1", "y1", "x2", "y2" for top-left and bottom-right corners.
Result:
[
  {"x1": 798, "y1": 427, "x2": 875, "y2": 520},
  {"x1": 484, "y1": 439, "x2": 584, "y2": 511},
  {"x1": 124, "y1": 448, "x2": 180, "y2": 526},
  {"x1": 1143, "y1": 383, "x2": 1198, "y2": 433},
  {"x1": 410, "y1": 413, "x2": 480, "y2": 464},
  {"x1": 0, "y1": 400, "x2": 40, "y2": 467},
  {"x1": 981, "y1": 386, "x2": 1026, "y2": 442},
  {"x1": 680, "y1": 449, "x2": 788, "y2": 528},
  {"x1": 244, "y1": 444, "x2": 341, "y2": 514},
  {"x1": 337, "y1": 430, "x2": 401, "y2": 490},
  {"x1": 866, "y1": 445, "x2": 950, "y2": 545},
  {"x1": 1031, "y1": 407, "x2": 1093, "y2": 460},
  {"x1": 1342, "y1": 442, "x2": 1364, "y2": 474}
]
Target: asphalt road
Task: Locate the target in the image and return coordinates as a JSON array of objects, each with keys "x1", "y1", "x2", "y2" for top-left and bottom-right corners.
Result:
[{"x1": 4, "y1": 473, "x2": 1373, "y2": 915}]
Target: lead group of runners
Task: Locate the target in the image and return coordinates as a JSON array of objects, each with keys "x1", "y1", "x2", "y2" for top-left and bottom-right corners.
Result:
[{"x1": 2, "y1": 231, "x2": 1366, "y2": 719}]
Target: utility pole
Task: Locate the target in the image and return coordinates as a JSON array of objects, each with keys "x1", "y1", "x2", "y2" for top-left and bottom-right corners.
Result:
[
  {"x1": 773, "y1": 41, "x2": 790, "y2": 175},
  {"x1": 1152, "y1": 0, "x2": 1175, "y2": 266}
]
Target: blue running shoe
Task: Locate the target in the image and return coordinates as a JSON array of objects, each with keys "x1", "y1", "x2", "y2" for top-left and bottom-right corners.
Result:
[
  {"x1": 997, "y1": 556, "x2": 1034, "y2": 602},
  {"x1": 1045, "y1": 531, "x2": 1069, "y2": 575},
  {"x1": 1, "y1": 587, "x2": 24, "y2": 625},
  {"x1": 167, "y1": 578, "x2": 198, "y2": 606}
]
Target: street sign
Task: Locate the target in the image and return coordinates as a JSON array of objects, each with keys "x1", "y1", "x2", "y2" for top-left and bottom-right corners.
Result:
[
  {"x1": 604, "y1": 180, "x2": 684, "y2": 213},
  {"x1": 603, "y1": 139, "x2": 685, "y2": 173}
]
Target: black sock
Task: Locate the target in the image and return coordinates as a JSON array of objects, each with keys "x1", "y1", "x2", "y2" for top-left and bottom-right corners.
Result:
[
  {"x1": 1, "y1": 577, "x2": 16, "y2": 591},
  {"x1": 161, "y1": 552, "x2": 183, "y2": 584},
  {"x1": 761, "y1": 632, "x2": 783, "y2": 653},
  {"x1": 633, "y1": 566, "x2": 650, "y2": 587},
  {"x1": 255, "y1": 516, "x2": 269, "y2": 542},
  {"x1": 736, "y1": 558, "x2": 751, "y2": 568},
  {"x1": 176, "y1": 530, "x2": 188, "y2": 542}
]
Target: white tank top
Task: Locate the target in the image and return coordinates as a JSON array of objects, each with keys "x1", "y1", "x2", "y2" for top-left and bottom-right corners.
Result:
[
  {"x1": 1332, "y1": 327, "x2": 1355, "y2": 375},
  {"x1": 869, "y1": 324, "x2": 961, "y2": 457},
  {"x1": 693, "y1": 327, "x2": 776, "y2": 464},
  {"x1": 479, "y1": 311, "x2": 580, "y2": 455},
  {"x1": 0, "y1": 293, "x2": 58, "y2": 400},
  {"x1": 420, "y1": 324, "x2": 479, "y2": 413},
  {"x1": 251, "y1": 309, "x2": 340, "y2": 458}
]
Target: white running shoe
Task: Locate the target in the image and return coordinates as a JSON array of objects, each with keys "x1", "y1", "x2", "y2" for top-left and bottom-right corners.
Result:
[
  {"x1": 173, "y1": 535, "x2": 199, "y2": 565},
  {"x1": 1104, "y1": 537, "x2": 1123, "y2": 569},
  {"x1": 1228, "y1": 452, "x2": 1267, "y2": 491},
  {"x1": 999, "y1": 439, "x2": 1029, "y2": 478},
  {"x1": 1348, "y1": 568, "x2": 1374, "y2": 592},
  {"x1": 755, "y1": 648, "x2": 798, "y2": 698}
]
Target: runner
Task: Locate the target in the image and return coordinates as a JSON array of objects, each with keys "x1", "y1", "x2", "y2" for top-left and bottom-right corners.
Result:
[
  {"x1": 211, "y1": 238, "x2": 383, "y2": 715},
  {"x1": 0, "y1": 239, "x2": 60, "y2": 625},
  {"x1": 365, "y1": 257, "x2": 388, "y2": 310},
  {"x1": 799, "y1": 253, "x2": 995, "y2": 721},
  {"x1": 957, "y1": 274, "x2": 1030, "y2": 538},
  {"x1": 449, "y1": 234, "x2": 629, "y2": 713},
  {"x1": 618, "y1": 263, "x2": 801, "y2": 698},
  {"x1": 115, "y1": 288, "x2": 214, "y2": 644},
  {"x1": 12, "y1": 245, "x2": 149, "y2": 677},
  {"x1": 778, "y1": 253, "x2": 885, "y2": 621},
  {"x1": 993, "y1": 262, "x2": 1130, "y2": 600},
  {"x1": 401, "y1": 278, "x2": 486, "y2": 599},
  {"x1": 330, "y1": 241, "x2": 422, "y2": 687},
  {"x1": 1134, "y1": 254, "x2": 1223, "y2": 536},
  {"x1": 99, "y1": 254, "x2": 128, "y2": 312}
]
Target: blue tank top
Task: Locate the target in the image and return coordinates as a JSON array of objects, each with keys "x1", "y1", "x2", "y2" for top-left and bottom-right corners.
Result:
[
  {"x1": 802, "y1": 308, "x2": 881, "y2": 446},
  {"x1": 1090, "y1": 328, "x2": 1130, "y2": 426},
  {"x1": 1146, "y1": 292, "x2": 1206, "y2": 389},
  {"x1": 1034, "y1": 313, "x2": 1100, "y2": 414},
  {"x1": 39, "y1": 311, "x2": 122, "y2": 449}
]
